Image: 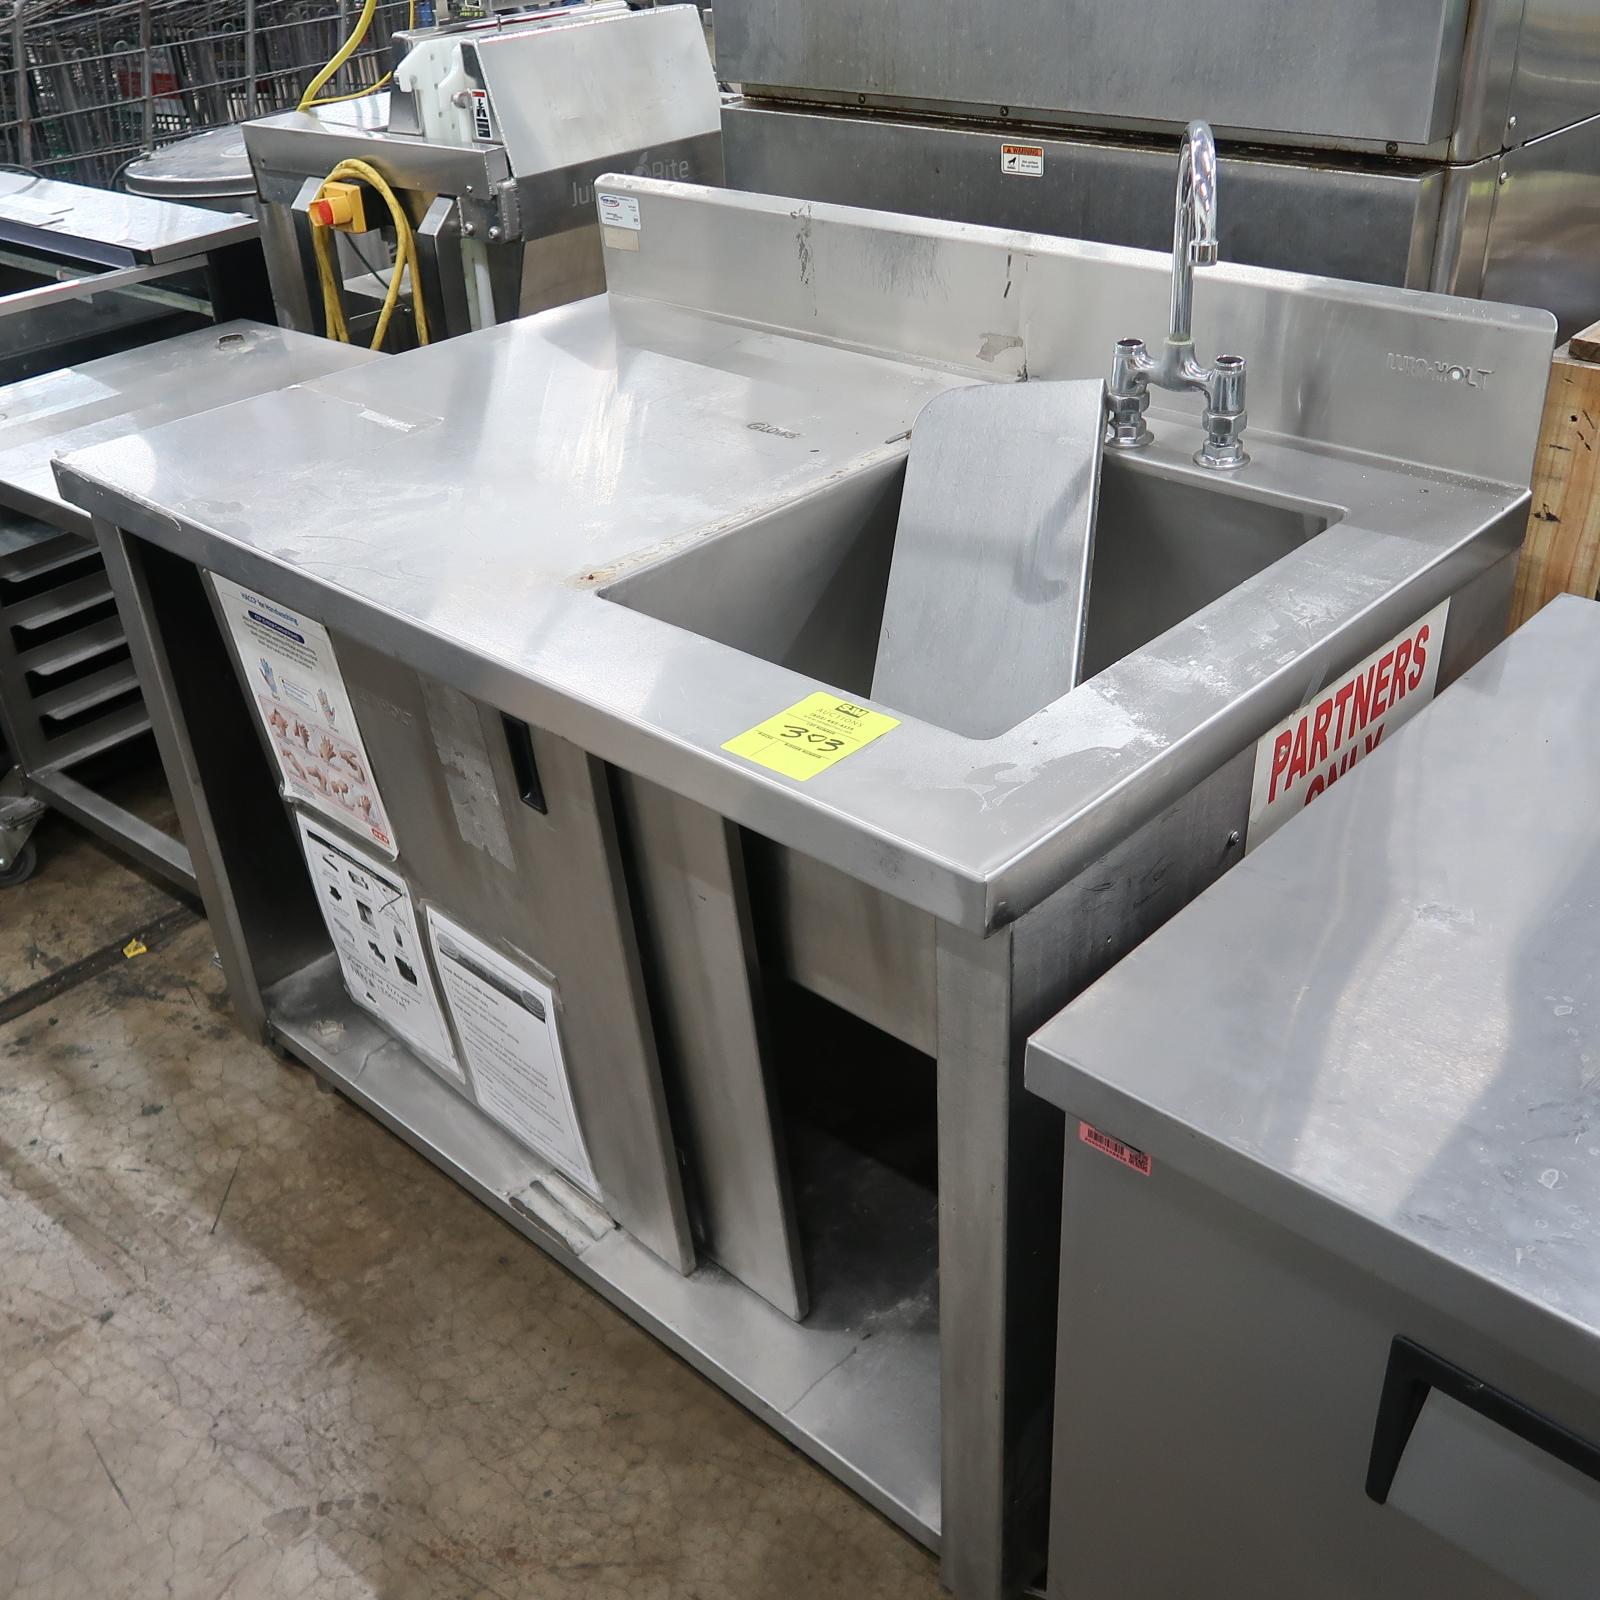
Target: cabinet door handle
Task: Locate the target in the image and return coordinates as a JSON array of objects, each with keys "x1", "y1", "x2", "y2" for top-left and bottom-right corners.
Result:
[
  {"x1": 502, "y1": 715, "x2": 547, "y2": 814},
  {"x1": 1367, "y1": 1336, "x2": 1600, "y2": 1505}
]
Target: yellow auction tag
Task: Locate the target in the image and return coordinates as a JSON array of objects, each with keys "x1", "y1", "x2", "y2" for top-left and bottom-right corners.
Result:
[{"x1": 723, "y1": 692, "x2": 900, "y2": 782}]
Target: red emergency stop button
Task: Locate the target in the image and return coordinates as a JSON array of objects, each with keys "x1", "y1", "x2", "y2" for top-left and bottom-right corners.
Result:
[{"x1": 308, "y1": 182, "x2": 364, "y2": 231}]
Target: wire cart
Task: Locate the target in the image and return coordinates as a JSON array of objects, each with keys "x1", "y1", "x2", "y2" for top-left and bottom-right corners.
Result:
[{"x1": 2, "y1": 0, "x2": 409, "y2": 188}]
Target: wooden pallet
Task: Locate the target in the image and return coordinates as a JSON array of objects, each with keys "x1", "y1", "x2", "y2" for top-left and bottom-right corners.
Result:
[{"x1": 1511, "y1": 319, "x2": 1600, "y2": 630}]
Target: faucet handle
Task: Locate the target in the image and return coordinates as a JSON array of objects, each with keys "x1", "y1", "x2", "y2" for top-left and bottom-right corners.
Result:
[
  {"x1": 1106, "y1": 337, "x2": 1154, "y2": 450},
  {"x1": 1197, "y1": 353, "x2": 1248, "y2": 469}
]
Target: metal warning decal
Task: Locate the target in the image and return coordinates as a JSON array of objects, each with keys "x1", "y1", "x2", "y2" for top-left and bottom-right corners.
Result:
[
  {"x1": 1000, "y1": 142, "x2": 1046, "y2": 177},
  {"x1": 470, "y1": 88, "x2": 493, "y2": 142}
]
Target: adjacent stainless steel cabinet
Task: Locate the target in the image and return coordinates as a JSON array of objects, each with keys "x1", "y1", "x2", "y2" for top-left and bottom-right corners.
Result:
[
  {"x1": 722, "y1": 104, "x2": 1441, "y2": 294},
  {"x1": 722, "y1": 102, "x2": 1600, "y2": 341},
  {"x1": 718, "y1": 0, "x2": 1600, "y2": 157},
  {"x1": 717, "y1": 0, "x2": 1469, "y2": 152}
]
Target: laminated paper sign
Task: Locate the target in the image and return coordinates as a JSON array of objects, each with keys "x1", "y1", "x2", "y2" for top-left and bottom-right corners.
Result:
[
  {"x1": 211, "y1": 575, "x2": 397, "y2": 856},
  {"x1": 425, "y1": 908, "x2": 599, "y2": 1196},
  {"x1": 296, "y1": 813, "x2": 460, "y2": 1081},
  {"x1": 1247, "y1": 600, "x2": 1448, "y2": 850}
]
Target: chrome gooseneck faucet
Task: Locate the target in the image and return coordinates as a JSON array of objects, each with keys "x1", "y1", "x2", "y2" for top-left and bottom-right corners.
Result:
[{"x1": 1106, "y1": 119, "x2": 1248, "y2": 469}]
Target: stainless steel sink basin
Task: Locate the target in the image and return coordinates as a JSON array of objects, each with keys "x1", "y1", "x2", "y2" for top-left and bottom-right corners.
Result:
[
  {"x1": 603, "y1": 451, "x2": 1334, "y2": 724},
  {"x1": 601, "y1": 456, "x2": 905, "y2": 697},
  {"x1": 1079, "y1": 458, "x2": 1331, "y2": 677}
]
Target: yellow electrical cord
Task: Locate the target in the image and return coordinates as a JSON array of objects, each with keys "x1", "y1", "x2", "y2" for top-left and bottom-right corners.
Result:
[
  {"x1": 297, "y1": 0, "x2": 377, "y2": 110},
  {"x1": 310, "y1": 158, "x2": 431, "y2": 351},
  {"x1": 297, "y1": 0, "x2": 415, "y2": 111},
  {"x1": 304, "y1": 74, "x2": 394, "y2": 105}
]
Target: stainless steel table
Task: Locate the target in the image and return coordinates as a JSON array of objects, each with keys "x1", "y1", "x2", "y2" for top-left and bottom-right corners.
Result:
[
  {"x1": 52, "y1": 177, "x2": 1555, "y2": 1598},
  {"x1": 1027, "y1": 594, "x2": 1600, "y2": 1600},
  {"x1": 0, "y1": 172, "x2": 269, "y2": 388},
  {"x1": 0, "y1": 324, "x2": 377, "y2": 890},
  {"x1": 0, "y1": 171, "x2": 257, "y2": 266}
]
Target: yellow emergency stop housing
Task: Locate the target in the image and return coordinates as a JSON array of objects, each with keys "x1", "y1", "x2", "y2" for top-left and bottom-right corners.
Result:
[{"x1": 308, "y1": 180, "x2": 368, "y2": 233}]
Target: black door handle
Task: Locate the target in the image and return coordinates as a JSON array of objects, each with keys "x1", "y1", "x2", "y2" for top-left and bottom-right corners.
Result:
[
  {"x1": 1367, "y1": 1337, "x2": 1600, "y2": 1506},
  {"x1": 502, "y1": 714, "x2": 547, "y2": 814}
]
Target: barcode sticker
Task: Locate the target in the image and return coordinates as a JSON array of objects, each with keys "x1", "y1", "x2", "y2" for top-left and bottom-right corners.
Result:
[{"x1": 1078, "y1": 1120, "x2": 1152, "y2": 1176}]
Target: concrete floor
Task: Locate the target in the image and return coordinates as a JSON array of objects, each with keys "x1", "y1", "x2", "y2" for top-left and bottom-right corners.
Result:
[{"x1": 0, "y1": 796, "x2": 945, "y2": 1600}]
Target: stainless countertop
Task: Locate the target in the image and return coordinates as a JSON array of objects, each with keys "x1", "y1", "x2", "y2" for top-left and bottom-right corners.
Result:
[
  {"x1": 54, "y1": 289, "x2": 1531, "y2": 931},
  {"x1": 0, "y1": 171, "x2": 257, "y2": 266},
  {"x1": 1028, "y1": 596, "x2": 1600, "y2": 1389},
  {"x1": 0, "y1": 322, "x2": 379, "y2": 535},
  {"x1": 53, "y1": 180, "x2": 1550, "y2": 933}
]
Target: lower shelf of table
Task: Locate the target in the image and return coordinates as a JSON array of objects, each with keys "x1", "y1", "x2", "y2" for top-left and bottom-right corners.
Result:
[{"x1": 265, "y1": 953, "x2": 943, "y2": 1549}]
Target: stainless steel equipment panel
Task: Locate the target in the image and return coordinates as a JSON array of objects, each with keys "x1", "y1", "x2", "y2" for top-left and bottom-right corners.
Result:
[
  {"x1": 722, "y1": 102, "x2": 1443, "y2": 291},
  {"x1": 471, "y1": 3, "x2": 720, "y2": 179},
  {"x1": 300, "y1": 638, "x2": 698, "y2": 1276},
  {"x1": 1508, "y1": 0, "x2": 1600, "y2": 144},
  {"x1": 724, "y1": 98, "x2": 1600, "y2": 340},
  {"x1": 1482, "y1": 111, "x2": 1600, "y2": 342},
  {"x1": 717, "y1": 0, "x2": 1468, "y2": 154}
]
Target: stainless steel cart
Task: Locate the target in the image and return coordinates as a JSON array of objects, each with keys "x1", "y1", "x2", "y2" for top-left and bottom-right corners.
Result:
[
  {"x1": 0, "y1": 174, "x2": 281, "y2": 887},
  {"x1": 53, "y1": 178, "x2": 1554, "y2": 1597},
  {"x1": 0, "y1": 319, "x2": 379, "y2": 889},
  {"x1": 1, "y1": 0, "x2": 409, "y2": 187},
  {"x1": 1027, "y1": 593, "x2": 1600, "y2": 1599}
]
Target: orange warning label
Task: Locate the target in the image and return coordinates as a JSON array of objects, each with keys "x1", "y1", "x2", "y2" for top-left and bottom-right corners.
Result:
[
  {"x1": 1079, "y1": 1120, "x2": 1152, "y2": 1176},
  {"x1": 1000, "y1": 143, "x2": 1045, "y2": 177}
]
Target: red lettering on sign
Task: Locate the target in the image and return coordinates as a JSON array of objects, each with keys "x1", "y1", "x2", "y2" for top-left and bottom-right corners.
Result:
[
  {"x1": 1351, "y1": 664, "x2": 1372, "y2": 733},
  {"x1": 1288, "y1": 717, "x2": 1309, "y2": 788},
  {"x1": 1408, "y1": 624, "x2": 1429, "y2": 691},
  {"x1": 1391, "y1": 638, "x2": 1413, "y2": 705},
  {"x1": 1250, "y1": 602, "x2": 1447, "y2": 850},
  {"x1": 1373, "y1": 648, "x2": 1395, "y2": 717},
  {"x1": 1308, "y1": 696, "x2": 1332, "y2": 769},
  {"x1": 1268, "y1": 728, "x2": 1294, "y2": 803},
  {"x1": 1332, "y1": 679, "x2": 1355, "y2": 747}
]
